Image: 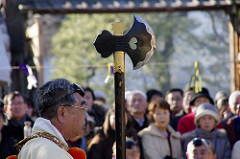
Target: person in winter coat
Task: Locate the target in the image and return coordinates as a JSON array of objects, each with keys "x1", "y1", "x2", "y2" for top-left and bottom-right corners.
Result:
[
  {"x1": 126, "y1": 90, "x2": 150, "y2": 133},
  {"x1": 177, "y1": 87, "x2": 223, "y2": 135},
  {"x1": 225, "y1": 91, "x2": 240, "y2": 148},
  {"x1": 87, "y1": 105, "x2": 139, "y2": 159},
  {"x1": 181, "y1": 103, "x2": 231, "y2": 159},
  {"x1": 0, "y1": 107, "x2": 18, "y2": 159},
  {"x1": 138, "y1": 99, "x2": 182, "y2": 159}
]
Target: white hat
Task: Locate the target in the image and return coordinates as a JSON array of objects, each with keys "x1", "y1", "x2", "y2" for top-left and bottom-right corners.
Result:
[{"x1": 194, "y1": 103, "x2": 220, "y2": 126}]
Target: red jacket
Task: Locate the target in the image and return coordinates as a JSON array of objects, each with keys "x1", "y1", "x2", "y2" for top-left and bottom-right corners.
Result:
[{"x1": 177, "y1": 112, "x2": 223, "y2": 134}]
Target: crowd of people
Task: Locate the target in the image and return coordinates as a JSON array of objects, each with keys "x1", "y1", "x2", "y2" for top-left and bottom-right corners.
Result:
[{"x1": 0, "y1": 78, "x2": 240, "y2": 159}]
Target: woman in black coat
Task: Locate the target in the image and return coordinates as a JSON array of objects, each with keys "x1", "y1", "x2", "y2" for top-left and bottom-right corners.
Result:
[{"x1": 87, "y1": 105, "x2": 139, "y2": 159}]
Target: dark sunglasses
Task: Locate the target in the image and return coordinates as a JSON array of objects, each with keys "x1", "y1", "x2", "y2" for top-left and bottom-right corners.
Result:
[
  {"x1": 65, "y1": 83, "x2": 85, "y2": 97},
  {"x1": 71, "y1": 83, "x2": 85, "y2": 97},
  {"x1": 192, "y1": 137, "x2": 204, "y2": 146},
  {"x1": 126, "y1": 140, "x2": 135, "y2": 149}
]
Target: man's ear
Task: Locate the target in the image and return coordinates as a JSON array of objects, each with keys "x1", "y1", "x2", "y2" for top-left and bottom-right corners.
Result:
[{"x1": 57, "y1": 106, "x2": 66, "y2": 123}]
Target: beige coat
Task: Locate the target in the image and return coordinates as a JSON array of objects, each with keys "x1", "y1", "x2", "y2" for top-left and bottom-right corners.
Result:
[{"x1": 138, "y1": 123, "x2": 182, "y2": 159}]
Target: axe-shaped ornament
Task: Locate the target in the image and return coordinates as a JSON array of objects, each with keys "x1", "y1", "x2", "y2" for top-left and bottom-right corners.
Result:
[
  {"x1": 93, "y1": 15, "x2": 156, "y2": 159},
  {"x1": 94, "y1": 15, "x2": 156, "y2": 70}
]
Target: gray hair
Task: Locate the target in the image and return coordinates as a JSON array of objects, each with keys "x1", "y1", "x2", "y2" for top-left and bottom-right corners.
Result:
[
  {"x1": 125, "y1": 90, "x2": 147, "y2": 105},
  {"x1": 229, "y1": 91, "x2": 240, "y2": 109},
  {"x1": 37, "y1": 78, "x2": 77, "y2": 119}
]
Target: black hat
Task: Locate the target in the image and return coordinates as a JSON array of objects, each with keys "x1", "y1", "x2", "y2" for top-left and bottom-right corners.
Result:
[
  {"x1": 190, "y1": 87, "x2": 214, "y2": 106},
  {"x1": 146, "y1": 89, "x2": 163, "y2": 102}
]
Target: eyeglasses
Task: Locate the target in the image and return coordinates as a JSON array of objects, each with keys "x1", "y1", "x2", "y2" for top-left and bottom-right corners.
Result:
[
  {"x1": 71, "y1": 105, "x2": 88, "y2": 112},
  {"x1": 64, "y1": 101, "x2": 88, "y2": 112}
]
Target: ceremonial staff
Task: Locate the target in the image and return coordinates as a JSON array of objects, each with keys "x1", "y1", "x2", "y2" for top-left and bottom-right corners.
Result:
[{"x1": 94, "y1": 15, "x2": 156, "y2": 159}]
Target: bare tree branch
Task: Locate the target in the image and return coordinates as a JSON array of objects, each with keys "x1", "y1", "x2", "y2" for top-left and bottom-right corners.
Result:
[{"x1": 208, "y1": 12, "x2": 228, "y2": 46}]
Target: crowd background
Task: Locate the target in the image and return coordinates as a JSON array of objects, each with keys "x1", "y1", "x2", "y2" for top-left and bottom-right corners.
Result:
[{"x1": 1, "y1": 84, "x2": 240, "y2": 159}]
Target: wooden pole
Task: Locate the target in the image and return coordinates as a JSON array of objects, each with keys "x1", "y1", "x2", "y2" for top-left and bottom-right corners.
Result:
[
  {"x1": 112, "y1": 22, "x2": 126, "y2": 159},
  {"x1": 229, "y1": 5, "x2": 240, "y2": 92}
]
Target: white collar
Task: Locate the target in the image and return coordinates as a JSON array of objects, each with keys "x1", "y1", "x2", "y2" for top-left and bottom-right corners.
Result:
[{"x1": 32, "y1": 117, "x2": 69, "y2": 150}]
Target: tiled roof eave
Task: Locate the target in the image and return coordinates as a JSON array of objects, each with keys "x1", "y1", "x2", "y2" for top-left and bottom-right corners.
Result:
[
  {"x1": 18, "y1": 5, "x2": 232, "y2": 14},
  {"x1": 18, "y1": 0, "x2": 237, "y2": 14}
]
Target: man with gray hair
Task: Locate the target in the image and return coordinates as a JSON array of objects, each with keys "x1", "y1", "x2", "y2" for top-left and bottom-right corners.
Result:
[
  {"x1": 126, "y1": 90, "x2": 150, "y2": 132},
  {"x1": 17, "y1": 78, "x2": 87, "y2": 159},
  {"x1": 228, "y1": 91, "x2": 240, "y2": 116}
]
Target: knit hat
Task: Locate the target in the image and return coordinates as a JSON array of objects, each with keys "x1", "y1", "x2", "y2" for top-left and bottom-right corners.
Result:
[
  {"x1": 190, "y1": 87, "x2": 214, "y2": 106},
  {"x1": 194, "y1": 103, "x2": 220, "y2": 126}
]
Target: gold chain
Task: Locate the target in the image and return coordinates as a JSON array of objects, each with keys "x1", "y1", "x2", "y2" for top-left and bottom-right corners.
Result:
[{"x1": 16, "y1": 132, "x2": 68, "y2": 152}]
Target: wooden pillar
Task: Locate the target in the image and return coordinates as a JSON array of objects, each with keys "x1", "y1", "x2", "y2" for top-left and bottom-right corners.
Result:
[
  {"x1": 26, "y1": 16, "x2": 44, "y2": 87},
  {"x1": 4, "y1": 0, "x2": 27, "y2": 92},
  {"x1": 229, "y1": 5, "x2": 240, "y2": 92}
]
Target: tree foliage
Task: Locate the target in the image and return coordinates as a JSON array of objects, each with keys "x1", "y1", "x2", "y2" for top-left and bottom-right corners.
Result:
[
  {"x1": 142, "y1": 12, "x2": 199, "y2": 92},
  {"x1": 180, "y1": 11, "x2": 230, "y2": 93},
  {"x1": 51, "y1": 14, "x2": 134, "y2": 104},
  {"x1": 50, "y1": 11, "x2": 229, "y2": 104}
]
